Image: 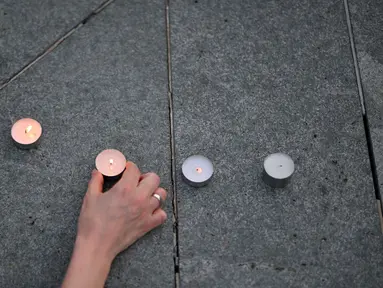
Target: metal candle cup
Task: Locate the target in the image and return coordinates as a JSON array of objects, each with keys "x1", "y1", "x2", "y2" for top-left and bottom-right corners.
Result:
[
  {"x1": 182, "y1": 155, "x2": 214, "y2": 187},
  {"x1": 262, "y1": 153, "x2": 294, "y2": 188},
  {"x1": 11, "y1": 118, "x2": 42, "y2": 149}
]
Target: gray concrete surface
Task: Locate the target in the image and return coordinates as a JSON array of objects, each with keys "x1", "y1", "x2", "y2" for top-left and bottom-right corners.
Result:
[
  {"x1": 349, "y1": 0, "x2": 383, "y2": 193},
  {"x1": 172, "y1": 0, "x2": 383, "y2": 287},
  {"x1": 1, "y1": 0, "x2": 383, "y2": 287},
  {"x1": 0, "y1": 0, "x2": 101, "y2": 83},
  {"x1": 0, "y1": 1, "x2": 173, "y2": 287}
]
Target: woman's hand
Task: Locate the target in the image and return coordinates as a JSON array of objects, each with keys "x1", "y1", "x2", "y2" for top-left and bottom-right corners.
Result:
[{"x1": 62, "y1": 162, "x2": 167, "y2": 288}]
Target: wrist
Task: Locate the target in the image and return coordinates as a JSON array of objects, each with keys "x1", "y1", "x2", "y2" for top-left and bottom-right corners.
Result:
[
  {"x1": 74, "y1": 236, "x2": 114, "y2": 266},
  {"x1": 62, "y1": 237, "x2": 113, "y2": 288}
]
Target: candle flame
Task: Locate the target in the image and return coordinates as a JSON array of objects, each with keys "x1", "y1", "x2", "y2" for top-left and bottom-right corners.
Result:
[
  {"x1": 25, "y1": 125, "x2": 32, "y2": 134},
  {"x1": 196, "y1": 167, "x2": 203, "y2": 174},
  {"x1": 109, "y1": 159, "x2": 114, "y2": 170}
]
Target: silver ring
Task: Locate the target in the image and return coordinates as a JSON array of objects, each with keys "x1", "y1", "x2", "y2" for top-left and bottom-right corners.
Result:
[{"x1": 152, "y1": 193, "x2": 163, "y2": 206}]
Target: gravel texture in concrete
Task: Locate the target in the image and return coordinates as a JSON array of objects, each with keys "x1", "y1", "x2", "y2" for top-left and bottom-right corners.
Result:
[
  {"x1": 171, "y1": 0, "x2": 383, "y2": 286},
  {"x1": 0, "y1": 1, "x2": 173, "y2": 287}
]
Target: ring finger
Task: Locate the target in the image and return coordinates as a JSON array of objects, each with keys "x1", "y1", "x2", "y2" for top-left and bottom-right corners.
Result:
[{"x1": 149, "y1": 187, "x2": 167, "y2": 211}]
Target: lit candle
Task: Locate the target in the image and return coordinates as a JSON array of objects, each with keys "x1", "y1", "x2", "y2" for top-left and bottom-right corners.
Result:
[
  {"x1": 182, "y1": 155, "x2": 214, "y2": 187},
  {"x1": 11, "y1": 118, "x2": 42, "y2": 149},
  {"x1": 262, "y1": 153, "x2": 294, "y2": 188},
  {"x1": 95, "y1": 149, "x2": 126, "y2": 181}
]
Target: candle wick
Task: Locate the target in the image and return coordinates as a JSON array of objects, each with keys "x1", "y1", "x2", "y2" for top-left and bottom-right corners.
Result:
[
  {"x1": 109, "y1": 159, "x2": 114, "y2": 170},
  {"x1": 25, "y1": 125, "x2": 36, "y2": 138},
  {"x1": 25, "y1": 125, "x2": 32, "y2": 134}
]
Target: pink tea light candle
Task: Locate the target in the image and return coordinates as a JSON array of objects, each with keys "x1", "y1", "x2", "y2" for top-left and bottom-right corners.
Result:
[
  {"x1": 11, "y1": 118, "x2": 42, "y2": 149},
  {"x1": 95, "y1": 149, "x2": 126, "y2": 181}
]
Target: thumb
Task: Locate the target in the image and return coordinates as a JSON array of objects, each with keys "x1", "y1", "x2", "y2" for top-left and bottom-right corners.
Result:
[{"x1": 87, "y1": 170, "x2": 104, "y2": 195}]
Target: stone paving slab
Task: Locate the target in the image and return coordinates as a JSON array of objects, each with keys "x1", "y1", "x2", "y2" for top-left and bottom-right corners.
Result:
[
  {"x1": 171, "y1": 0, "x2": 383, "y2": 287},
  {"x1": 0, "y1": 1, "x2": 173, "y2": 287},
  {"x1": 349, "y1": 0, "x2": 383, "y2": 196},
  {"x1": 0, "y1": 0, "x2": 101, "y2": 83}
]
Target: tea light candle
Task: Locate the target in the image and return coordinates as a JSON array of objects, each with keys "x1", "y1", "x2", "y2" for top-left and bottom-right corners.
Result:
[
  {"x1": 182, "y1": 155, "x2": 214, "y2": 187},
  {"x1": 11, "y1": 118, "x2": 42, "y2": 149},
  {"x1": 95, "y1": 149, "x2": 126, "y2": 181},
  {"x1": 262, "y1": 153, "x2": 294, "y2": 188}
]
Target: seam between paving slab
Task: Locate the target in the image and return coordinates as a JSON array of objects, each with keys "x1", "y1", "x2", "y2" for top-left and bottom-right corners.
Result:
[
  {"x1": 2, "y1": 0, "x2": 181, "y2": 285},
  {"x1": 343, "y1": 0, "x2": 383, "y2": 230},
  {"x1": 0, "y1": 0, "x2": 116, "y2": 91},
  {"x1": 165, "y1": 0, "x2": 181, "y2": 287}
]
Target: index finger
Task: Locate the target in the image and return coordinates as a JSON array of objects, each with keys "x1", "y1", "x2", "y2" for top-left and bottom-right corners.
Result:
[{"x1": 116, "y1": 161, "x2": 141, "y2": 192}]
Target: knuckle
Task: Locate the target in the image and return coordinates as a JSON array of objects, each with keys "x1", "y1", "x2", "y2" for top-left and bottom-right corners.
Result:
[
  {"x1": 158, "y1": 188, "x2": 167, "y2": 197},
  {"x1": 148, "y1": 173, "x2": 160, "y2": 185},
  {"x1": 131, "y1": 194, "x2": 147, "y2": 209},
  {"x1": 127, "y1": 161, "x2": 138, "y2": 170},
  {"x1": 127, "y1": 161, "x2": 140, "y2": 175},
  {"x1": 130, "y1": 208, "x2": 140, "y2": 218},
  {"x1": 136, "y1": 196, "x2": 147, "y2": 206},
  {"x1": 129, "y1": 205, "x2": 142, "y2": 217}
]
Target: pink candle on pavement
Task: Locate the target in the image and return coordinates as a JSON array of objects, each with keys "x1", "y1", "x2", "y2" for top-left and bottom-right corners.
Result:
[
  {"x1": 11, "y1": 118, "x2": 42, "y2": 149},
  {"x1": 95, "y1": 149, "x2": 126, "y2": 179}
]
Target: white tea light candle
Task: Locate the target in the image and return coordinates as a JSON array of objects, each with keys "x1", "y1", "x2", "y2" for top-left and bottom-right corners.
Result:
[
  {"x1": 262, "y1": 153, "x2": 294, "y2": 188},
  {"x1": 11, "y1": 118, "x2": 42, "y2": 149},
  {"x1": 95, "y1": 149, "x2": 126, "y2": 181},
  {"x1": 182, "y1": 155, "x2": 214, "y2": 187}
]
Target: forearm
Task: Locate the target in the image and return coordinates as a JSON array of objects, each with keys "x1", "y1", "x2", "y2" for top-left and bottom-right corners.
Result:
[{"x1": 62, "y1": 237, "x2": 112, "y2": 288}]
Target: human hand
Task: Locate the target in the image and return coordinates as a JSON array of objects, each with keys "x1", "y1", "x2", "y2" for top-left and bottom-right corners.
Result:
[
  {"x1": 62, "y1": 161, "x2": 167, "y2": 288},
  {"x1": 77, "y1": 161, "x2": 168, "y2": 261}
]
